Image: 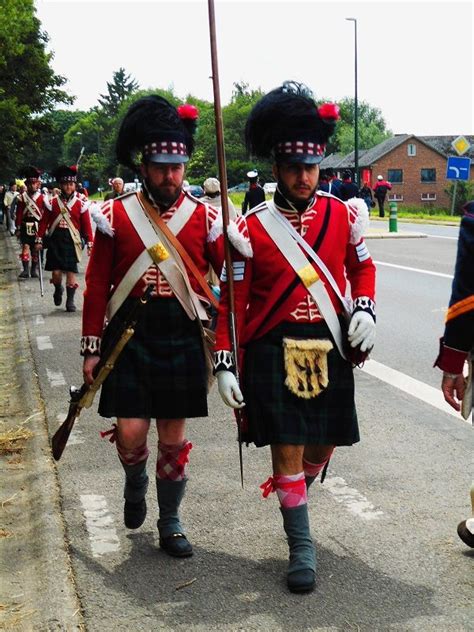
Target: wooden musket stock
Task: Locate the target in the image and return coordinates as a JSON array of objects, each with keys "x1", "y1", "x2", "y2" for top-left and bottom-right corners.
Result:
[{"x1": 51, "y1": 286, "x2": 154, "y2": 461}]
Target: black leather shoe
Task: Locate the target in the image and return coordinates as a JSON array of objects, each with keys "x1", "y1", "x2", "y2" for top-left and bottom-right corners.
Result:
[
  {"x1": 457, "y1": 520, "x2": 474, "y2": 548},
  {"x1": 124, "y1": 498, "x2": 147, "y2": 529},
  {"x1": 287, "y1": 569, "x2": 316, "y2": 593},
  {"x1": 159, "y1": 532, "x2": 193, "y2": 558},
  {"x1": 53, "y1": 284, "x2": 64, "y2": 306}
]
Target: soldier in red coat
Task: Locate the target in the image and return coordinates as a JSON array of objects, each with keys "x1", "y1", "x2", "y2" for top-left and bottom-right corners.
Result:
[
  {"x1": 81, "y1": 95, "x2": 249, "y2": 557},
  {"x1": 15, "y1": 166, "x2": 45, "y2": 279},
  {"x1": 214, "y1": 82, "x2": 376, "y2": 592},
  {"x1": 35, "y1": 165, "x2": 93, "y2": 311}
]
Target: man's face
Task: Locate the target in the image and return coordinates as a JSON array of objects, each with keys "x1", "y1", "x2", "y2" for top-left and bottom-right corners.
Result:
[
  {"x1": 141, "y1": 161, "x2": 185, "y2": 206},
  {"x1": 60, "y1": 181, "x2": 76, "y2": 197},
  {"x1": 27, "y1": 179, "x2": 40, "y2": 195},
  {"x1": 10, "y1": 184, "x2": 17, "y2": 192},
  {"x1": 112, "y1": 179, "x2": 124, "y2": 194},
  {"x1": 273, "y1": 162, "x2": 319, "y2": 203}
]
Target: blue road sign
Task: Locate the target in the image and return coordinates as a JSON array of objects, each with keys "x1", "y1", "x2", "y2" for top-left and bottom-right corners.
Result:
[
  {"x1": 446, "y1": 156, "x2": 471, "y2": 181},
  {"x1": 82, "y1": 179, "x2": 90, "y2": 188}
]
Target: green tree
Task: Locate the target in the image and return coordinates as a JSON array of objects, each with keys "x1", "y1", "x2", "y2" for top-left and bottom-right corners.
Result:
[
  {"x1": 0, "y1": 0, "x2": 73, "y2": 179},
  {"x1": 98, "y1": 67, "x2": 140, "y2": 117},
  {"x1": 328, "y1": 98, "x2": 392, "y2": 155},
  {"x1": 29, "y1": 110, "x2": 86, "y2": 176},
  {"x1": 445, "y1": 181, "x2": 474, "y2": 215}
]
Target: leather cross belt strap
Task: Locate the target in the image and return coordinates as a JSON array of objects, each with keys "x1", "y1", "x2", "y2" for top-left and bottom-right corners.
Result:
[
  {"x1": 256, "y1": 203, "x2": 348, "y2": 360},
  {"x1": 106, "y1": 194, "x2": 212, "y2": 323}
]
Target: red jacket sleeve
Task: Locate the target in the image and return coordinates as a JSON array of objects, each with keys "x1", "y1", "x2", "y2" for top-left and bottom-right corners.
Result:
[
  {"x1": 213, "y1": 216, "x2": 253, "y2": 371},
  {"x1": 36, "y1": 196, "x2": 54, "y2": 239},
  {"x1": 345, "y1": 238, "x2": 376, "y2": 305},
  {"x1": 82, "y1": 205, "x2": 115, "y2": 353}
]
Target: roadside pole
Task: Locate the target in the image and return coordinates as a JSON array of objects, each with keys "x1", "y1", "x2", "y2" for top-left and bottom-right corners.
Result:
[
  {"x1": 446, "y1": 136, "x2": 471, "y2": 216},
  {"x1": 450, "y1": 180, "x2": 458, "y2": 216}
]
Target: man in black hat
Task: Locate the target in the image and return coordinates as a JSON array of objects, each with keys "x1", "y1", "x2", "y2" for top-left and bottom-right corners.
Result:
[
  {"x1": 81, "y1": 95, "x2": 250, "y2": 557},
  {"x1": 35, "y1": 165, "x2": 94, "y2": 311},
  {"x1": 15, "y1": 166, "x2": 45, "y2": 278},
  {"x1": 213, "y1": 82, "x2": 376, "y2": 593},
  {"x1": 242, "y1": 169, "x2": 265, "y2": 215}
]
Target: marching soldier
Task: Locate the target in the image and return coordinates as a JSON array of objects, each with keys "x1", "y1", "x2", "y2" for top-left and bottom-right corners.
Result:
[
  {"x1": 214, "y1": 82, "x2": 376, "y2": 592},
  {"x1": 35, "y1": 165, "x2": 94, "y2": 312},
  {"x1": 81, "y1": 95, "x2": 249, "y2": 557},
  {"x1": 15, "y1": 166, "x2": 45, "y2": 279}
]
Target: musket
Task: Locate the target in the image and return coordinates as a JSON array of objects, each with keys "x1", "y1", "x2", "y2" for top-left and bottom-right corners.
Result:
[
  {"x1": 76, "y1": 146, "x2": 85, "y2": 168},
  {"x1": 38, "y1": 250, "x2": 44, "y2": 297},
  {"x1": 51, "y1": 285, "x2": 154, "y2": 461},
  {"x1": 207, "y1": 0, "x2": 244, "y2": 488}
]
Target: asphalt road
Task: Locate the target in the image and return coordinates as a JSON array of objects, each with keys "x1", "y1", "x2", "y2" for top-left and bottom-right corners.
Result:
[{"x1": 15, "y1": 222, "x2": 474, "y2": 631}]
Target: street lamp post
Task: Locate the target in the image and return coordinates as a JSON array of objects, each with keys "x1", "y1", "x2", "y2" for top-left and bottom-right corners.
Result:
[{"x1": 346, "y1": 17, "x2": 358, "y2": 186}]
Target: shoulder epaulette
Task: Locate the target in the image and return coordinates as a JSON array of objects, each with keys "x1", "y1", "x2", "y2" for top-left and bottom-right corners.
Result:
[{"x1": 245, "y1": 200, "x2": 268, "y2": 218}]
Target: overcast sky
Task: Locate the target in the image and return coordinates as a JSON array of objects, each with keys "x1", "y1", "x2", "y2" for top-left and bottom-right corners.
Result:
[{"x1": 36, "y1": 0, "x2": 473, "y2": 137}]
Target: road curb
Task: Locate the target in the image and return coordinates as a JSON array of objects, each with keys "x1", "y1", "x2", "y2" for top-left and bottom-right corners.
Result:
[
  {"x1": 364, "y1": 231, "x2": 428, "y2": 239},
  {"x1": 0, "y1": 231, "x2": 84, "y2": 630}
]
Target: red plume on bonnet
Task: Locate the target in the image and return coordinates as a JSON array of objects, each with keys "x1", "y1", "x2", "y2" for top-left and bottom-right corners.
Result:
[
  {"x1": 177, "y1": 104, "x2": 199, "y2": 120},
  {"x1": 70, "y1": 165, "x2": 78, "y2": 173},
  {"x1": 317, "y1": 103, "x2": 340, "y2": 121}
]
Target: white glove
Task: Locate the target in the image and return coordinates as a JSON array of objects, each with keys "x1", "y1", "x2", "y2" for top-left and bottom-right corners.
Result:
[
  {"x1": 348, "y1": 311, "x2": 376, "y2": 352},
  {"x1": 217, "y1": 371, "x2": 245, "y2": 409}
]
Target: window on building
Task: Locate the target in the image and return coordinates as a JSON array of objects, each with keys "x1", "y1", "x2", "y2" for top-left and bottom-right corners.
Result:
[
  {"x1": 407, "y1": 143, "x2": 416, "y2": 156},
  {"x1": 389, "y1": 194, "x2": 404, "y2": 201},
  {"x1": 387, "y1": 169, "x2": 403, "y2": 183},
  {"x1": 421, "y1": 193, "x2": 437, "y2": 201},
  {"x1": 421, "y1": 169, "x2": 436, "y2": 182}
]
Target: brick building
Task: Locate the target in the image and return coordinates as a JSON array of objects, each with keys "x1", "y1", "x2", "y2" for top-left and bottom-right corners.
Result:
[{"x1": 322, "y1": 135, "x2": 474, "y2": 209}]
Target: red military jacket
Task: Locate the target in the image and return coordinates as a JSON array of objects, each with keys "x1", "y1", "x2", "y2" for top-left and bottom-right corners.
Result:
[
  {"x1": 215, "y1": 192, "x2": 376, "y2": 359},
  {"x1": 15, "y1": 191, "x2": 45, "y2": 226},
  {"x1": 81, "y1": 190, "x2": 230, "y2": 354},
  {"x1": 37, "y1": 192, "x2": 93, "y2": 244}
]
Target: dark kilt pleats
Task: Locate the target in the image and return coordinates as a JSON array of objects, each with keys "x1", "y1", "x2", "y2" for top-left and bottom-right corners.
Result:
[
  {"x1": 242, "y1": 320, "x2": 359, "y2": 447},
  {"x1": 45, "y1": 227, "x2": 78, "y2": 272},
  {"x1": 98, "y1": 297, "x2": 208, "y2": 420}
]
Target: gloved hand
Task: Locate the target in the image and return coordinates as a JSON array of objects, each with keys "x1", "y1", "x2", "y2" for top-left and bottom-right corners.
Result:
[
  {"x1": 348, "y1": 311, "x2": 376, "y2": 352},
  {"x1": 217, "y1": 371, "x2": 245, "y2": 409}
]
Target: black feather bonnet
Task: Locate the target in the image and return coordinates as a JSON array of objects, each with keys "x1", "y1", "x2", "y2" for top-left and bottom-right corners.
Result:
[
  {"x1": 20, "y1": 165, "x2": 43, "y2": 181},
  {"x1": 116, "y1": 95, "x2": 199, "y2": 172},
  {"x1": 245, "y1": 81, "x2": 340, "y2": 164}
]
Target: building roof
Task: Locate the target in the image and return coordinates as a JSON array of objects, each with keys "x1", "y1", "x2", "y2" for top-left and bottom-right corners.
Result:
[
  {"x1": 335, "y1": 134, "x2": 474, "y2": 168},
  {"x1": 319, "y1": 153, "x2": 345, "y2": 168},
  {"x1": 418, "y1": 135, "x2": 474, "y2": 158}
]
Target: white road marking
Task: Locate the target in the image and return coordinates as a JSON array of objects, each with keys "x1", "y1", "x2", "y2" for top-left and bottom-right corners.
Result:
[
  {"x1": 361, "y1": 359, "x2": 469, "y2": 423},
  {"x1": 80, "y1": 494, "x2": 120, "y2": 557},
  {"x1": 36, "y1": 335, "x2": 53, "y2": 350},
  {"x1": 46, "y1": 368, "x2": 66, "y2": 387},
  {"x1": 428, "y1": 235, "x2": 457, "y2": 241},
  {"x1": 324, "y1": 476, "x2": 384, "y2": 521},
  {"x1": 373, "y1": 260, "x2": 453, "y2": 279},
  {"x1": 56, "y1": 414, "x2": 84, "y2": 445},
  {"x1": 35, "y1": 315, "x2": 45, "y2": 325}
]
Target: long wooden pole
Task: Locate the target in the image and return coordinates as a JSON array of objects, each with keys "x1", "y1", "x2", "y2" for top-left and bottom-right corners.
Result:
[{"x1": 207, "y1": 0, "x2": 244, "y2": 487}]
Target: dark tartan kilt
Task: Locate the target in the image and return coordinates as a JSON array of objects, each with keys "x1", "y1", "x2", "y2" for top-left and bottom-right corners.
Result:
[
  {"x1": 19, "y1": 221, "x2": 38, "y2": 247},
  {"x1": 98, "y1": 297, "x2": 208, "y2": 420},
  {"x1": 242, "y1": 320, "x2": 359, "y2": 447},
  {"x1": 45, "y1": 227, "x2": 78, "y2": 272}
]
